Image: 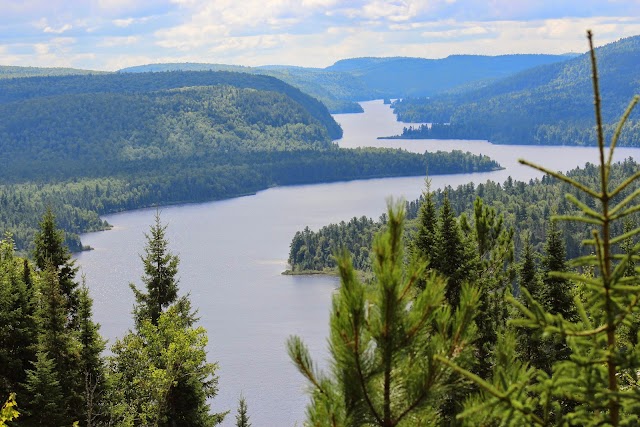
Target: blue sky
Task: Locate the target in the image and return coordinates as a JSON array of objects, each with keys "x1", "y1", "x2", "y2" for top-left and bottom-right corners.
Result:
[{"x1": 1, "y1": 0, "x2": 640, "y2": 71}]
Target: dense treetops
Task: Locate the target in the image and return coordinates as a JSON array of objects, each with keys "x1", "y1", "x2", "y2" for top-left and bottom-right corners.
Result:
[
  {"x1": 388, "y1": 35, "x2": 640, "y2": 146},
  {"x1": 288, "y1": 158, "x2": 640, "y2": 273}
]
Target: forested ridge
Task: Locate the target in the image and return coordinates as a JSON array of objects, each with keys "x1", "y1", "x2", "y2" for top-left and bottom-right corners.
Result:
[
  {"x1": 388, "y1": 35, "x2": 640, "y2": 146},
  {"x1": 0, "y1": 70, "x2": 501, "y2": 253}
]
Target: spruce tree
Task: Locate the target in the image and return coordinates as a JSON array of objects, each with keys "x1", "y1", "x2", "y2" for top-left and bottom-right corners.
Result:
[
  {"x1": 0, "y1": 235, "x2": 37, "y2": 400},
  {"x1": 77, "y1": 281, "x2": 106, "y2": 426},
  {"x1": 26, "y1": 265, "x2": 80, "y2": 426},
  {"x1": 24, "y1": 351, "x2": 65, "y2": 427},
  {"x1": 541, "y1": 219, "x2": 576, "y2": 322},
  {"x1": 235, "y1": 395, "x2": 251, "y2": 427},
  {"x1": 33, "y1": 208, "x2": 80, "y2": 328},
  {"x1": 288, "y1": 202, "x2": 480, "y2": 426},
  {"x1": 131, "y1": 211, "x2": 180, "y2": 327},
  {"x1": 433, "y1": 193, "x2": 469, "y2": 307},
  {"x1": 411, "y1": 180, "x2": 437, "y2": 267},
  {"x1": 110, "y1": 213, "x2": 224, "y2": 426}
]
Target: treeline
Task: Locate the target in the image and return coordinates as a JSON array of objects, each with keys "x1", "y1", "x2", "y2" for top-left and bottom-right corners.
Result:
[
  {"x1": 1, "y1": 149, "x2": 501, "y2": 253},
  {"x1": 0, "y1": 211, "x2": 233, "y2": 426},
  {"x1": 288, "y1": 157, "x2": 640, "y2": 272},
  {"x1": 388, "y1": 35, "x2": 640, "y2": 145}
]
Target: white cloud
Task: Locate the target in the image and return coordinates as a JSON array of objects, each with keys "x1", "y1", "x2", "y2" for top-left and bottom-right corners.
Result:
[{"x1": 44, "y1": 24, "x2": 73, "y2": 34}]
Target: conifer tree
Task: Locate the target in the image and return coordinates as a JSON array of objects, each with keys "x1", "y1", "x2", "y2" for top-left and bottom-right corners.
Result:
[
  {"x1": 33, "y1": 208, "x2": 80, "y2": 328},
  {"x1": 131, "y1": 211, "x2": 180, "y2": 327},
  {"x1": 433, "y1": 193, "x2": 469, "y2": 307},
  {"x1": 0, "y1": 235, "x2": 37, "y2": 400},
  {"x1": 541, "y1": 219, "x2": 576, "y2": 322},
  {"x1": 235, "y1": 395, "x2": 251, "y2": 427},
  {"x1": 437, "y1": 31, "x2": 640, "y2": 426},
  {"x1": 77, "y1": 280, "x2": 106, "y2": 426},
  {"x1": 110, "y1": 213, "x2": 224, "y2": 426},
  {"x1": 288, "y1": 202, "x2": 480, "y2": 426},
  {"x1": 26, "y1": 265, "x2": 80, "y2": 426},
  {"x1": 24, "y1": 351, "x2": 65, "y2": 427},
  {"x1": 411, "y1": 180, "x2": 437, "y2": 268}
]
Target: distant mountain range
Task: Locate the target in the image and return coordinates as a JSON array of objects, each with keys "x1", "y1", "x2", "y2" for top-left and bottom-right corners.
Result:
[
  {"x1": 118, "y1": 54, "x2": 572, "y2": 113},
  {"x1": 389, "y1": 35, "x2": 640, "y2": 146}
]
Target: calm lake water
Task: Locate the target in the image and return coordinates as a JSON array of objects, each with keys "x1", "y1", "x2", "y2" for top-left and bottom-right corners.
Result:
[{"x1": 75, "y1": 100, "x2": 640, "y2": 426}]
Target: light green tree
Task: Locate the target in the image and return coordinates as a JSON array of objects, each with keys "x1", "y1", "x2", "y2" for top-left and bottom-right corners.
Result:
[{"x1": 288, "y1": 202, "x2": 480, "y2": 426}]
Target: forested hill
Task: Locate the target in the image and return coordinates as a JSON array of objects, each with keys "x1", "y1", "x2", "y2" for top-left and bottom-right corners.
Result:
[
  {"x1": 0, "y1": 69, "x2": 502, "y2": 252},
  {"x1": 388, "y1": 35, "x2": 640, "y2": 146},
  {"x1": 119, "y1": 63, "x2": 370, "y2": 114},
  {"x1": 0, "y1": 70, "x2": 342, "y2": 140},
  {"x1": 0, "y1": 85, "x2": 336, "y2": 181},
  {"x1": 325, "y1": 54, "x2": 572, "y2": 98},
  {"x1": 0, "y1": 65, "x2": 105, "y2": 78}
]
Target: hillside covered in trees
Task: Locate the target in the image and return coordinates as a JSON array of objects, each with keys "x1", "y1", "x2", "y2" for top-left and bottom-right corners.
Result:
[
  {"x1": 387, "y1": 35, "x2": 640, "y2": 146},
  {"x1": 0, "y1": 71, "x2": 501, "y2": 252}
]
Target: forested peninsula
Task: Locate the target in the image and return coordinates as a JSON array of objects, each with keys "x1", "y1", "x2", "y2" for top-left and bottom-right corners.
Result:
[
  {"x1": 0, "y1": 71, "x2": 501, "y2": 253},
  {"x1": 383, "y1": 35, "x2": 640, "y2": 146}
]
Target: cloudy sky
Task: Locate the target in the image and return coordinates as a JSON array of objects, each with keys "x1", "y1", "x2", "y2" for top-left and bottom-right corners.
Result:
[{"x1": 2, "y1": 0, "x2": 640, "y2": 71}]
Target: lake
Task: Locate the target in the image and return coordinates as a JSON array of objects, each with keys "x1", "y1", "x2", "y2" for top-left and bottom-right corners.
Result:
[{"x1": 75, "y1": 100, "x2": 640, "y2": 426}]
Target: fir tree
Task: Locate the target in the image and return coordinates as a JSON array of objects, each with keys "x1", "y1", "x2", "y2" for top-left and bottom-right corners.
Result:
[
  {"x1": 288, "y1": 202, "x2": 480, "y2": 426},
  {"x1": 541, "y1": 219, "x2": 576, "y2": 322},
  {"x1": 411, "y1": 179, "x2": 437, "y2": 268}
]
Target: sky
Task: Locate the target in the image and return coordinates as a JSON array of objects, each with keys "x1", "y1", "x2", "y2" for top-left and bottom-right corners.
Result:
[{"x1": 1, "y1": 0, "x2": 640, "y2": 71}]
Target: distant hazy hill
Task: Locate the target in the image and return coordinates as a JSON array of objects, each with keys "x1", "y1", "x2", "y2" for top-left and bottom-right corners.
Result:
[
  {"x1": 389, "y1": 35, "x2": 640, "y2": 146},
  {"x1": 325, "y1": 54, "x2": 571, "y2": 97},
  {"x1": 119, "y1": 54, "x2": 571, "y2": 112},
  {"x1": 0, "y1": 65, "x2": 105, "y2": 78},
  {"x1": 119, "y1": 63, "x2": 368, "y2": 113}
]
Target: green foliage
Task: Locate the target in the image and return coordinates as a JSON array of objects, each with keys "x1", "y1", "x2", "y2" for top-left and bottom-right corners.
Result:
[
  {"x1": 24, "y1": 351, "x2": 66, "y2": 426},
  {"x1": 235, "y1": 395, "x2": 251, "y2": 427},
  {"x1": 131, "y1": 212, "x2": 180, "y2": 327},
  {"x1": 0, "y1": 393, "x2": 19, "y2": 426},
  {"x1": 109, "y1": 215, "x2": 224, "y2": 426},
  {"x1": 288, "y1": 203, "x2": 480, "y2": 426},
  {"x1": 388, "y1": 35, "x2": 640, "y2": 146},
  {"x1": 439, "y1": 31, "x2": 640, "y2": 426},
  {"x1": 109, "y1": 306, "x2": 224, "y2": 427},
  {"x1": 0, "y1": 235, "x2": 36, "y2": 399}
]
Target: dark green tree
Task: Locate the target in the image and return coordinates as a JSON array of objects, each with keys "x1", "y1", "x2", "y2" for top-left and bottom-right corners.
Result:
[
  {"x1": 541, "y1": 220, "x2": 577, "y2": 322},
  {"x1": 110, "y1": 213, "x2": 224, "y2": 426},
  {"x1": 411, "y1": 180, "x2": 437, "y2": 269},
  {"x1": 77, "y1": 281, "x2": 106, "y2": 427},
  {"x1": 0, "y1": 235, "x2": 37, "y2": 400},
  {"x1": 131, "y1": 211, "x2": 180, "y2": 327},
  {"x1": 235, "y1": 395, "x2": 251, "y2": 427},
  {"x1": 32, "y1": 208, "x2": 79, "y2": 328},
  {"x1": 433, "y1": 193, "x2": 470, "y2": 307},
  {"x1": 23, "y1": 351, "x2": 65, "y2": 427}
]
